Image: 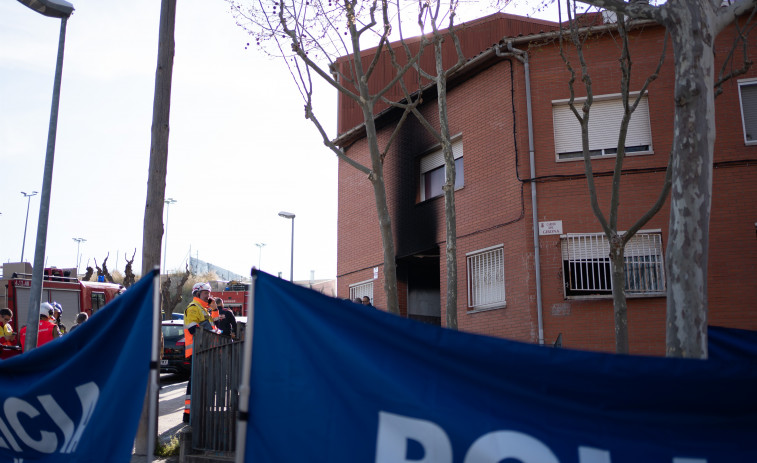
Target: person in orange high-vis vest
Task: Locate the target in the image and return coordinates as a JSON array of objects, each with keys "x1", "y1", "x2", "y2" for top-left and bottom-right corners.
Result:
[
  {"x1": 19, "y1": 302, "x2": 61, "y2": 352},
  {"x1": 183, "y1": 282, "x2": 218, "y2": 423}
]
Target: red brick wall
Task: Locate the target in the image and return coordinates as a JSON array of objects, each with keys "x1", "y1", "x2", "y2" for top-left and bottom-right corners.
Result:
[{"x1": 337, "y1": 19, "x2": 757, "y2": 355}]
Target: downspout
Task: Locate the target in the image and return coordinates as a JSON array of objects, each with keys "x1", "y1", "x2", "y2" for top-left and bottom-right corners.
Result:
[{"x1": 497, "y1": 42, "x2": 545, "y2": 345}]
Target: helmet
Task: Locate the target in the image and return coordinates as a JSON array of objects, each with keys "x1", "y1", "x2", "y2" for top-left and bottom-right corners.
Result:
[
  {"x1": 40, "y1": 302, "x2": 54, "y2": 317},
  {"x1": 192, "y1": 282, "x2": 211, "y2": 295},
  {"x1": 52, "y1": 302, "x2": 63, "y2": 314}
]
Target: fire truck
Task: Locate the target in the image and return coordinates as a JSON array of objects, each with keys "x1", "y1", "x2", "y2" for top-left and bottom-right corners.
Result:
[
  {"x1": 210, "y1": 280, "x2": 250, "y2": 317},
  {"x1": 0, "y1": 262, "x2": 123, "y2": 340}
]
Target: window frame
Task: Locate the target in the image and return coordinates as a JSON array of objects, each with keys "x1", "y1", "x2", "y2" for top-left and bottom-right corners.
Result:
[
  {"x1": 418, "y1": 136, "x2": 464, "y2": 202},
  {"x1": 349, "y1": 279, "x2": 374, "y2": 305},
  {"x1": 466, "y1": 244, "x2": 506, "y2": 312},
  {"x1": 738, "y1": 77, "x2": 757, "y2": 146},
  {"x1": 560, "y1": 230, "x2": 666, "y2": 300},
  {"x1": 552, "y1": 92, "x2": 653, "y2": 162}
]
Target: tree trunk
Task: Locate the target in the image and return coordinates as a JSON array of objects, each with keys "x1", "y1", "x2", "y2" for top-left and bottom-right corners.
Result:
[
  {"x1": 664, "y1": 5, "x2": 714, "y2": 359},
  {"x1": 135, "y1": 0, "x2": 176, "y2": 455},
  {"x1": 436, "y1": 38, "x2": 459, "y2": 331},
  {"x1": 609, "y1": 237, "x2": 629, "y2": 353},
  {"x1": 363, "y1": 114, "x2": 400, "y2": 315}
]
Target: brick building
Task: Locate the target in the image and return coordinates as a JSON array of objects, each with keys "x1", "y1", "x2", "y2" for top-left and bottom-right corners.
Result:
[{"x1": 335, "y1": 12, "x2": 757, "y2": 355}]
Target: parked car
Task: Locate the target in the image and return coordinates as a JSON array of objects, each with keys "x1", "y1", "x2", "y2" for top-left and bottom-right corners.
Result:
[
  {"x1": 161, "y1": 320, "x2": 190, "y2": 377},
  {"x1": 171, "y1": 312, "x2": 184, "y2": 321}
]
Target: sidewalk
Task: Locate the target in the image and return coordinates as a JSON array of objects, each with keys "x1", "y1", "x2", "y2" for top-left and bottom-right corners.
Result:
[{"x1": 131, "y1": 377, "x2": 188, "y2": 463}]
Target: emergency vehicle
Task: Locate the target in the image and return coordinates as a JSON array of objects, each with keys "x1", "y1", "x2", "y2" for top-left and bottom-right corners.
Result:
[
  {"x1": 209, "y1": 280, "x2": 249, "y2": 316},
  {"x1": 0, "y1": 262, "x2": 123, "y2": 337}
]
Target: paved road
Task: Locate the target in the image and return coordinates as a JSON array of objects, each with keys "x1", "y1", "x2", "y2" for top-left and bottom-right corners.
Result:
[{"x1": 131, "y1": 373, "x2": 188, "y2": 463}]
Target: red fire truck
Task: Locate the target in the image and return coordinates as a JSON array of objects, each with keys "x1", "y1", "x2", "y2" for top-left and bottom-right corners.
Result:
[
  {"x1": 210, "y1": 280, "x2": 250, "y2": 317},
  {"x1": 0, "y1": 262, "x2": 123, "y2": 347}
]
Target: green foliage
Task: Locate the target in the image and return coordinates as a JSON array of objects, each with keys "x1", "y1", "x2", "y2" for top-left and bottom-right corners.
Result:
[{"x1": 154, "y1": 435, "x2": 179, "y2": 457}]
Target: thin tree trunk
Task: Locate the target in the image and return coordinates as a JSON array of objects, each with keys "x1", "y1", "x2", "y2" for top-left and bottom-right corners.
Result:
[
  {"x1": 135, "y1": 0, "x2": 176, "y2": 455},
  {"x1": 664, "y1": 4, "x2": 714, "y2": 359},
  {"x1": 609, "y1": 239, "x2": 629, "y2": 353}
]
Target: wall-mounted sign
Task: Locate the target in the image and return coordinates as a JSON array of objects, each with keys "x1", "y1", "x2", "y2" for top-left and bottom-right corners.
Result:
[
  {"x1": 539, "y1": 220, "x2": 563, "y2": 236},
  {"x1": 373, "y1": 267, "x2": 379, "y2": 280}
]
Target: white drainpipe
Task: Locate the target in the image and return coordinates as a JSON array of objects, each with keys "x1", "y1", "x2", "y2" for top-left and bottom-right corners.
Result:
[{"x1": 497, "y1": 42, "x2": 545, "y2": 345}]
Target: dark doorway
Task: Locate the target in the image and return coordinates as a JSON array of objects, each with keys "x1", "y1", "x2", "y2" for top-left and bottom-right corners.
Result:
[{"x1": 404, "y1": 250, "x2": 441, "y2": 326}]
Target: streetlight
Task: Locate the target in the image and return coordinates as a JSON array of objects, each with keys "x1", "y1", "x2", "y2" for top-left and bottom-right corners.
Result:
[
  {"x1": 20, "y1": 191, "x2": 38, "y2": 262},
  {"x1": 163, "y1": 198, "x2": 177, "y2": 274},
  {"x1": 255, "y1": 242, "x2": 266, "y2": 269},
  {"x1": 19, "y1": 0, "x2": 74, "y2": 353},
  {"x1": 278, "y1": 211, "x2": 295, "y2": 282},
  {"x1": 72, "y1": 237, "x2": 86, "y2": 273}
]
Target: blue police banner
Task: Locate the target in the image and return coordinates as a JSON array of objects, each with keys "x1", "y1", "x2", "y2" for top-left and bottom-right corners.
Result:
[
  {"x1": 708, "y1": 325, "x2": 757, "y2": 365},
  {"x1": 0, "y1": 271, "x2": 156, "y2": 463},
  {"x1": 243, "y1": 271, "x2": 757, "y2": 463}
]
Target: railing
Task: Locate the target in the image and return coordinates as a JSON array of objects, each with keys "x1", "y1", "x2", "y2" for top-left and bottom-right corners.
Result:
[{"x1": 190, "y1": 327, "x2": 245, "y2": 454}]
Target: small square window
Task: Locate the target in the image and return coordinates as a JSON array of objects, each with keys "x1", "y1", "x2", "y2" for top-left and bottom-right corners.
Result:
[
  {"x1": 349, "y1": 280, "x2": 373, "y2": 304},
  {"x1": 467, "y1": 245, "x2": 506, "y2": 310},
  {"x1": 738, "y1": 79, "x2": 757, "y2": 145},
  {"x1": 419, "y1": 139, "x2": 464, "y2": 201}
]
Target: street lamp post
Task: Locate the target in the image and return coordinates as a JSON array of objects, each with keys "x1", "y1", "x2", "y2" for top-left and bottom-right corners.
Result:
[
  {"x1": 20, "y1": 191, "x2": 38, "y2": 262},
  {"x1": 278, "y1": 211, "x2": 295, "y2": 282},
  {"x1": 20, "y1": 0, "x2": 75, "y2": 353},
  {"x1": 72, "y1": 237, "x2": 86, "y2": 273},
  {"x1": 163, "y1": 198, "x2": 177, "y2": 274},
  {"x1": 255, "y1": 242, "x2": 266, "y2": 270}
]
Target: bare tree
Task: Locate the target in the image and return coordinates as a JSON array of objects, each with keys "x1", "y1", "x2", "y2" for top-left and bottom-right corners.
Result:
[
  {"x1": 383, "y1": 0, "x2": 468, "y2": 328},
  {"x1": 555, "y1": 4, "x2": 671, "y2": 353},
  {"x1": 94, "y1": 253, "x2": 115, "y2": 283},
  {"x1": 229, "y1": 0, "x2": 436, "y2": 315},
  {"x1": 161, "y1": 264, "x2": 191, "y2": 320},
  {"x1": 123, "y1": 249, "x2": 137, "y2": 288},
  {"x1": 82, "y1": 266, "x2": 93, "y2": 282},
  {"x1": 570, "y1": 0, "x2": 757, "y2": 358}
]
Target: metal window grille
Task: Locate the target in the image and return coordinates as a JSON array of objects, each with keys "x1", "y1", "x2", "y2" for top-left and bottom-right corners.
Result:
[
  {"x1": 467, "y1": 245, "x2": 506, "y2": 309},
  {"x1": 561, "y1": 232, "x2": 665, "y2": 297},
  {"x1": 349, "y1": 280, "x2": 373, "y2": 303}
]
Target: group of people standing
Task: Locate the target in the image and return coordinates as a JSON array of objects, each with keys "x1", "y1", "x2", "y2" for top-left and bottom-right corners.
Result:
[
  {"x1": 0, "y1": 303, "x2": 89, "y2": 353},
  {"x1": 182, "y1": 282, "x2": 237, "y2": 423}
]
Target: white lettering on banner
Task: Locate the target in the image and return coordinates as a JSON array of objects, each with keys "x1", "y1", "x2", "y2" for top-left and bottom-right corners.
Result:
[
  {"x1": 0, "y1": 381, "x2": 99, "y2": 456},
  {"x1": 375, "y1": 411, "x2": 452, "y2": 463},
  {"x1": 464, "y1": 431, "x2": 559, "y2": 463},
  {"x1": 374, "y1": 411, "x2": 709, "y2": 463},
  {"x1": 5, "y1": 398, "x2": 57, "y2": 453}
]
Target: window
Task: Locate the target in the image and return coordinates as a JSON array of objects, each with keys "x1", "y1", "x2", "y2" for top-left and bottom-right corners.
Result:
[
  {"x1": 738, "y1": 78, "x2": 757, "y2": 145},
  {"x1": 552, "y1": 93, "x2": 653, "y2": 161},
  {"x1": 467, "y1": 245, "x2": 506, "y2": 310},
  {"x1": 349, "y1": 280, "x2": 373, "y2": 304},
  {"x1": 561, "y1": 231, "x2": 665, "y2": 299},
  {"x1": 419, "y1": 139, "x2": 464, "y2": 201},
  {"x1": 91, "y1": 292, "x2": 106, "y2": 312}
]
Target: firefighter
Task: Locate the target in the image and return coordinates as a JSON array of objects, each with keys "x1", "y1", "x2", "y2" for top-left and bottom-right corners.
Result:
[
  {"x1": 50, "y1": 302, "x2": 67, "y2": 334},
  {"x1": 183, "y1": 282, "x2": 218, "y2": 423},
  {"x1": 19, "y1": 303, "x2": 61, "y2": 352}
]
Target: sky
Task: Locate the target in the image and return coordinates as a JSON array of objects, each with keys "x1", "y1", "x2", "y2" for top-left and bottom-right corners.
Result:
[{"x1": 0, "y1": 0, "x2": 560, "y2": 283}]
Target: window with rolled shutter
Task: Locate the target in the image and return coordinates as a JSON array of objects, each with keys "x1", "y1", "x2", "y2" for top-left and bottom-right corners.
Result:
[
  {"x1": 419, "y1": 139, "x2": 464, "y2": 201},
  {"x1": 552, "y1": 93, "x2": 653, "y2": 161},
  {"x1": 738, "y1": 79, "x2": 757, "y2": 145}
]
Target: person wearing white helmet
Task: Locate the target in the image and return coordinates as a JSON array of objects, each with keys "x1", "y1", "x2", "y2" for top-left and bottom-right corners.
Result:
[
  {"x1": 18, "y1": 302, "x2": 61, "y2": 352},
  {"x1": 182, "y1": 282, "x2": 219, "y2": 423}
]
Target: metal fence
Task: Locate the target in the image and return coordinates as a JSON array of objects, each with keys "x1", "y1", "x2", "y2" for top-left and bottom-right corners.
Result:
[{"x1": 191, "y1": 327, "x2": 245, "y2": 453}]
